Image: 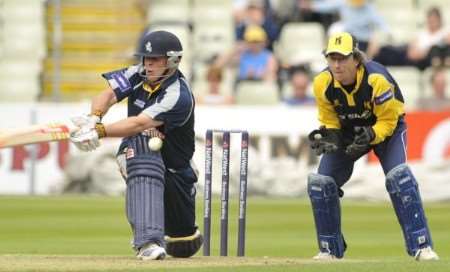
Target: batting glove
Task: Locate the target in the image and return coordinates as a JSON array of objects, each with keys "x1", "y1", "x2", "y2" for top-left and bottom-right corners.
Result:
[
  {"x1": 70, "y1": 127, "x2": 100, "y2": 152},
  {"x1": 71, "y1": 114, "x2": 101, "y2": 131}
]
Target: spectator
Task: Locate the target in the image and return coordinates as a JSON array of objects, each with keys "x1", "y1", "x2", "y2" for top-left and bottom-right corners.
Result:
[
  {"x1": 214, "y1": 24, "x2": 278, "y2": 85},
  {"x1": 196, "y1": 66, "x2": 234, "y2": 105},
  {"x1": 416, "y1": 67, "x2": 450, "y2": 111},
  {"x1": 274, "y1": 0, "x2": 338, "y2": 31},
  {"x1": 282, "y1": 66, "x2": 315, "y2": 105},
  {"x1": 235, "y1": 0, "x2": 280, "y2": 50},
  {"x1": 299, "y1": 0, "x2": 390, "y2": 53},
  {"x1": 373, "y1": 7, "x2": 450, "y2": 70}
]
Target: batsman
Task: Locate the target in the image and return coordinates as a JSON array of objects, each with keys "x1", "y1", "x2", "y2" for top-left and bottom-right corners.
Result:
[
  {"x1": 69, "y1": 30, "x2": 203, "y2": 260},
  {"x1": 307, "y1": 32, "x2": 439, "y2": 261}
]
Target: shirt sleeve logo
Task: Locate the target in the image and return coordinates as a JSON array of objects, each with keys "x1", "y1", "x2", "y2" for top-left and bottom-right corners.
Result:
[
  {"x1": 112, "y1": 72, "x2": 131, "y2": 92},
  {"x1": 375, "y1": 90, "x2": 393, "y2": 105}
]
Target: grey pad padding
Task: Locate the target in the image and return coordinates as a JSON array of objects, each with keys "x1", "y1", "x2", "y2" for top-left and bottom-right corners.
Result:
[{"x1": 126, "y1": 134, "x2": 166, "y2": 249}]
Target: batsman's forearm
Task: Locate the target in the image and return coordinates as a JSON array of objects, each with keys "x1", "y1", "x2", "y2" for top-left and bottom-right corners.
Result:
[
  {"x1": 90, "y1": 88, "x2": 117, "y2": 118},
  {"x1": 102, "y1": 115, "x2": 162, "y2": 138}
]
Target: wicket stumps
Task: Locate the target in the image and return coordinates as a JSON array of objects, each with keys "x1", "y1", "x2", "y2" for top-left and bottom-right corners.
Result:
[{"x1": 203, "y1": 129, "x2": 249, "y2": 257}]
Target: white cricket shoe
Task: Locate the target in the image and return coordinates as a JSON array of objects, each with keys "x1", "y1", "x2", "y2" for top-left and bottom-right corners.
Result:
[
  {"x1": 414, "y1": 246, "x2": 439, "y2": 261},
  {"x1": 313, "y1": 252, "x2": 337, "y2": 260},
  {"x1": 137, "y1": 243, "x2": 166, "y2": 261}
]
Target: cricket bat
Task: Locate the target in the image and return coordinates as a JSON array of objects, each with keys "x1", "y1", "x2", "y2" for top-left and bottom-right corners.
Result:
[{"x1": 0, "y1": 122, "x2": 78, "y2": 149}]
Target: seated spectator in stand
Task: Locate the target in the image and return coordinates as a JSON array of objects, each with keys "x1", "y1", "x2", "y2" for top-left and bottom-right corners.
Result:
[
  {"x1": 416, "y1": 67, "x2": 450, "y2": 111},
  {"x1": 196, "y1": 66, "x2": 234, "y2": 105},
  {"x1": 214, "y1": 25, "x2": 278, "y2": 85},
  {"x1": 299, "y1": 0, "x2": 390, "y2": 53},
  {"x1": 234, "y1": 0, "x2": 280, "y2": 51},
  {"x1": 373, "y1": 7, "x2": 450, "y2": 70},
  {"x1": 274, "y1": 0, "x2": 338, "y2": 32},
  {"x1": 282, "y1": 66, "x2": 315, "y2": 106}
]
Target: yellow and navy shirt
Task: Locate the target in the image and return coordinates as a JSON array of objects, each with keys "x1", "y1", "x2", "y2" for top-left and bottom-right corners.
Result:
[{"x1": 313, "y1": 61, "x2": 405, "y2": 144}]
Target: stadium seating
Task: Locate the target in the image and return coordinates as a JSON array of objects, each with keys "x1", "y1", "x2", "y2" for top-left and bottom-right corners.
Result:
[
  {"x1": 388, "y1": 67, "x2": 423, "y2": 110},
  {"x1": 417, "y1": 0, "x2": 450, "y2": 22},
  {"x1": 275, "y1": 22, "x2": 325, "y2": 67},
  {"x1": 235, "y1": 81, "x2": 279, "y2": 105},
  {"x1": 421, "y1": 67, "x2": 450, "y2": 98},
  {"x1": 147, "y1": 2, "x2": 190, "y2": 25},
  {"x1": 0, "y1": 0, "x2": 46, "y2": 101},
  {"x1": 1, "y1": 0, "x2": 444, "y2": 105},
  {"x1": 191, "y1": 63, "x2": 235, "y2": 99},
  {"x1": 191, "y1": 1, "x2": 234, "y2": 64},
  {"x1": 41, "y1": 0, "x2": 145, "y2": 100}
]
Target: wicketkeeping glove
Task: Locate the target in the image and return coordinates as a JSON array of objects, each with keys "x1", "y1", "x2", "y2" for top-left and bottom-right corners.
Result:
[
  {"x1": 308, "y1": 126, "x2": 342, "y2": 156},
  {"x1": 344, "y1": 126, "x2": 375, "y2": 159}
]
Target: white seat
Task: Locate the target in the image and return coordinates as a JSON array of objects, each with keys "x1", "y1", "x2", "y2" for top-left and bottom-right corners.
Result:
[
  {"x1": 388, "y1": 67, "x2": 422, "y2": 111},
  {"x1": 192, "y1": 5, "x2": 233, "y2": 24},
  {"x1": 275, "y1": 23, "x2": 324, "y2": 66},
  {"x1": 0, "y1": 78, "x2": 40, "y2": 102},
  {"x1": 377, "y1": 8, "x2": 418, "y2": 45},
  {"x1": 151, "y1": 0, "x2": 189, "y2": 8},
  {"x1": 147, "y1": 5, "x2": 190, "y2": 24},
  {"x1": 192, "y1": 23, "x2": 234, "y2": 62},
  {"x1": 0, "y1": 58, "x2": 42, "y2": 77},
  {"x1": 374, "y1": 0, "x2": 414, "y2": 10},
  {"x1": 1, "y1": 0, "x2": 45, "y2": 21},
  {"x1": 235, "y1": 81, "x2": 279, "y2": 105},
  {"x1": 0, "y1": 58, "x2": 42, "y2": 101},
  {"x1": 2, "y1": 22, "x2": 46, "y2": 58}
]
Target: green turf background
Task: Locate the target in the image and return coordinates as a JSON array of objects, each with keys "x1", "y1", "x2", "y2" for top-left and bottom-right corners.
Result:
[{"x1": 0, "y1": 195, "x2": 448, "y2": 271}]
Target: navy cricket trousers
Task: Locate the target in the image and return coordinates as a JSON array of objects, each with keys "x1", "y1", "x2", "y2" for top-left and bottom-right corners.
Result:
[{"x1": 318, "y1": 118, "x2": 408, "y2": 188}]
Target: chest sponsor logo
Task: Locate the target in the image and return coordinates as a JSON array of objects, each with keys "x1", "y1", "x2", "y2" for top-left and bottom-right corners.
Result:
[
  {"x1": 338, "y1": 110, "x2": 373, "y2": 120},
  {"x1": 375, "y1": 90, "x2": 393, "y2": 105},
  {"x1": 133, "y1": 99, "x2": 146, "y2": 108},
  {"x1": 112, "y1": 73, "x2": 131, "y2": 92}
]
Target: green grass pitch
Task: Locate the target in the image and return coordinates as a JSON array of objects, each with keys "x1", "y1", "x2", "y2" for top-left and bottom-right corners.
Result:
[{"x1": 0, "y1": 195, "x2": 448, "y2": 271}]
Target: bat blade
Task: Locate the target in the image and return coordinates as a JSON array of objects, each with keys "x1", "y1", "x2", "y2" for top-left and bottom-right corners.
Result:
[{"x1": 0, "y1": 122, "x2": 77, "y2": 149}]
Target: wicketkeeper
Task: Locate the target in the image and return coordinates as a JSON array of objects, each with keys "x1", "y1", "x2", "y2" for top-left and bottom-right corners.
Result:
[
  {"x1": 307, "y1": 32, "x2": 439, "y2": 261},
  {"x1": 70, "y1": 30, "x2": 203, "y2": 260}
]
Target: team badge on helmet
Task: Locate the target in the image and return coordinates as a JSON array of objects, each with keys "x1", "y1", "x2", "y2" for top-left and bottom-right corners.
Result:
[{"x1": 145, "y1": 41, "x2": 152, "y2": 53}]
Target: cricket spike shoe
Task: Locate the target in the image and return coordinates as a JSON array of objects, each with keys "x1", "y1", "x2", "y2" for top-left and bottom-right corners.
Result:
[
  {"x1": 137, "y1": 243, "x2": 166, "y2": 261},
  {"x1": 414, "y1": 246, "x2": 439, "y2": 261},
  {"x1": 313, "y1": 252, "x2": 337, "y2": 261}
]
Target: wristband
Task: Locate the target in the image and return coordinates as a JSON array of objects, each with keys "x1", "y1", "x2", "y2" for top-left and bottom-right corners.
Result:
[{"x1": 95, "y1": 123, "x2": 107, "y2": 138}]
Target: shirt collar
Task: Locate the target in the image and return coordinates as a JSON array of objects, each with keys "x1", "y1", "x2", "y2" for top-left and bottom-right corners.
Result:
[{"x1": 142, "y1": 70, "x2": 180, "y2": 95}]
